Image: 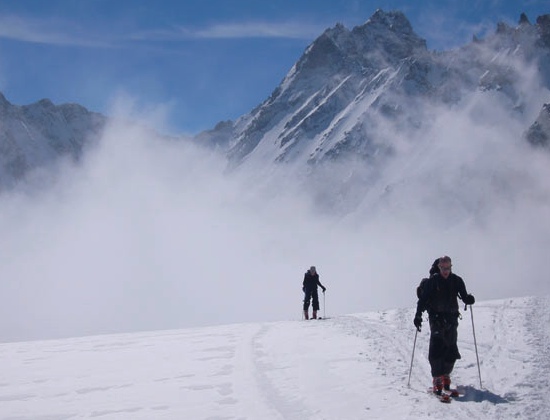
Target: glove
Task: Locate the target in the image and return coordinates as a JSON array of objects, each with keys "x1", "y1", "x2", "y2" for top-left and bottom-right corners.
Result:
[
  {"x1": 322, "y1": 287, "x2": 326, "y2": 293},
  {"x1": 413, "y1": 315, "x2": 422, "y2": 332},
  {"x1": 463, "y1": 294, "x2": 475, "y2": 305}
]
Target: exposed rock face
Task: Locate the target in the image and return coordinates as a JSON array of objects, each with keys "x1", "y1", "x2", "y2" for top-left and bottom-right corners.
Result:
[
  {"x1": 0, "y1": 93, "x2": 106, "y2": 187},
  {"x1": 3, "y1": 9, "x2": 550, "y2": 201},
  {"x1": 526, "y1": 103, "x2": 550, "y2": 147},
  {"x1": 195, "y1": 11, "x2": 550, "y2": 169}
]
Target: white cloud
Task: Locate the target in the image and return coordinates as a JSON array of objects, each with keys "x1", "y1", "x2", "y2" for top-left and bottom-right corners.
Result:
[
  {"x1": 0, "y1": 15, "x2": 111, "y2": 47},
  {"x1": 189, "y1": 21, "x2": 325, "y2": 39},
  {"x1": 0, "y1": 13, "x2": 323, "y2": 50},
  {"x1": 129, "y1": 21, "x2": 325, "y2": 42}
]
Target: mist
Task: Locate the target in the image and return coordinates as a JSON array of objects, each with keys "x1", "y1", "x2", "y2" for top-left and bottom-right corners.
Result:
[
  {"x1": 0, "y1": 108, "x2": 340, "y2": 342},
  {"x1": 1, "y1": 70, "x2": 550, "y2": 343}
]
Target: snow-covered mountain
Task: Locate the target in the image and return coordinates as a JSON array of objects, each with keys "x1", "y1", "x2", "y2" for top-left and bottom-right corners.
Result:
[
  {"x1": 189, "y1": 10, "x2": 550, "y2": 219},
  {"x1": 0, "y1": 93, "x2": 106, "y2": 189},
  {"x1": 198, "y1": 10, "x2": 550, "y2": 168},
  {"x1": 3, "y1": 296, "x2": 550, "y2": 419},
  {"x1": 2, "y1": 9, "x2": 550, "y2": 207}
]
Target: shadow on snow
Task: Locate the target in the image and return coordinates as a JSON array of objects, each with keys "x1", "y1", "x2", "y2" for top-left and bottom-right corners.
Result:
[{"x1": 456, "y1": 386, "x2": 510, "y2": 404}]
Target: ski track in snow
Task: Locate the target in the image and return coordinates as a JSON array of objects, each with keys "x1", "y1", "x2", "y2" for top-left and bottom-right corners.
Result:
[
  {"x1": 1, "y1": 296, "x2": 549, "y2": 419},
  {"x1": 522, "y1": 296, "x2": 550, "y2": 419}
]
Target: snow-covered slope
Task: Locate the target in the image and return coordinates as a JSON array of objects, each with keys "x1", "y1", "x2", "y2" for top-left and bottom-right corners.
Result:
[
  {"x1": 198, "y1": 10, "x2": 550, "y2": 170},
  {"x1": 191, "y1": 10, "x2": 550, "y2": 220},
  {"x1": 0, "y1": 93, "x2": 106, "y2": 188},
  {"x1": 3, "y1": 296, "x2": 549, "y2": 419},
  {"x1": 2, "y1": 10, "x2": 550, "y2": 210}
]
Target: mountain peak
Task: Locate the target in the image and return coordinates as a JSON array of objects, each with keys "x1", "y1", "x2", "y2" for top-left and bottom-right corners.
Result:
[
  {"x1": 291, "y1": 9, "x2": 426, "y2": 78},
  {"x1": 0, "y1": 92, "x2": 10, "y2": 110},
  {"x1": 218, "y1": 8, "x2": 550, "y2": 173},
  {"x1": 519, "y1": 12, "x2": 531, "y2": 26},
  {"x1": 365, "y1": 9, "x2": 415, "y2": 36},
  {"x1": 0, "y1": 92, "x2": 107, "y2": 186},
  {"x1": 351, "y1": 9, "x2": 427, "y2": 58}
]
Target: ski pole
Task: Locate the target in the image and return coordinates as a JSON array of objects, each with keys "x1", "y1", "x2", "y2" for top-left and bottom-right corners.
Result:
[
  {"x1": 302, "y1": 289, "x2": 306, "y2": 320},
  {"x1": 469, "y1": 304, "x2": 482, "y2": 389},
  {"x1": 407, "y1": 328, "x2": 418, "y2": 387},
  {"x1": 323, "y1": 290, "x2": 326, "y2": 319}
]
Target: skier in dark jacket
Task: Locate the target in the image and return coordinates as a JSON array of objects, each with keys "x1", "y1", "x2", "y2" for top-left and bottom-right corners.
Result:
[
  {"x1": 303, "y1": 266, "x2": 326, "y2": 320},
  {"x1": 414, "y1": 256, "x2": 475, "y2": 394}
]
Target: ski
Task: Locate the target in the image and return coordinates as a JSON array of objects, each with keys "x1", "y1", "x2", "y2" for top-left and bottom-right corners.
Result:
[
  {"x1": 448, "y1": 389, "x2": 461, "y2": 398},
  {"x1": 427, "y1": 387, "x2": 463, "y2": 402},
  {"x1": 439, "y1": 393, "x2": 452, "y2": 403},
  {"x1": 427, "y1": 388, "x2": 452, "y2": 403}
]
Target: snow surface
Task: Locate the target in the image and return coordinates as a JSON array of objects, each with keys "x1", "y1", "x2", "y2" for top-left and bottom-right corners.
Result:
[{"x1": 2, "y1": 296, "x2": 549, "y2": 419}]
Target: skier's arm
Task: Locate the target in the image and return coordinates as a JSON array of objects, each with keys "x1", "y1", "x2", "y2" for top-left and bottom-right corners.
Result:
[
  {"x1": 415, "y1": 300, "x2": 425, "y2": 316},
  {"x1": 414, "y1": 280, "x2": 429, "y2": 331},
  {"x1": 415, "y1": 279, "x2": 430, "y2": 315},
  {"x1": 317, "y1": 278, "x2": 326, "y2": 292},
  {"x1": 457, "y1": 277, "x2": 475, "y2": 305}
]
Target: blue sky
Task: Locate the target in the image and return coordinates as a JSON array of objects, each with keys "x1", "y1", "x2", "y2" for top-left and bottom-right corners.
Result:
[{"x1": 0, "y1": 0, "x2": 548, "y2": 134}]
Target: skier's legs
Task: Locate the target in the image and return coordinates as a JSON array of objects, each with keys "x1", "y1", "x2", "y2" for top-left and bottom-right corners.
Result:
[
  {"x1": 442, "y1": 360, "x2": 456, "y2": 377},
  {"x1": 428, "y1": 319, "x2": 447, "y2": 377},
  {"x1": 442, "y1": 322, "x2": 460, "y2": 377},
  {"x1": 303, "y1": 289, "x2": 312, "y2": 310},
  {"x1": 312, "y1": 289, "x2": 320, "y2": 311},
  {"x1": 430, "y1": 317, "x2": 461, "y2": 380},
  {"x1": 446, "y1": 322, "x2": 461, "y2": 360}
]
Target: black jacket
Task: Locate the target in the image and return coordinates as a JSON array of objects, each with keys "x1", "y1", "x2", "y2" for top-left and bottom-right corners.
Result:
[
  {"x1": 416, "y1": 272, "x2": 469, "y2": 316},
  {"x1": 303, "y1": 271, "x2": 325, "y2": 292}
]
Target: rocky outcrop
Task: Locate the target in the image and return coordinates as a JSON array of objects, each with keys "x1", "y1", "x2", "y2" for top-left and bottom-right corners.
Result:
[
  {"x1": 526, "y1": 103, "x2": 550, "y2": 147},
  {"x1": 195, "y1": 10, "x2": 550, "y2": 169},
  {"x1": 0, "y1": 94, "x2": 106, "y2": 187}
]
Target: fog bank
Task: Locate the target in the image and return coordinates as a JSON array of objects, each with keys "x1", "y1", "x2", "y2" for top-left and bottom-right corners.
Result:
[{"x1": 1, "y1": 87, "x2": 550, "y2": 342}]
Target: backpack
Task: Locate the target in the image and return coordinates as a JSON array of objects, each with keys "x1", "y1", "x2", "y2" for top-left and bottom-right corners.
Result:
[
  {"x1": 416, "y1": 277, "x2": 429, "y2": 299},
  {"x1": 429, "y1": 258, "x2": 440, "y2": 276},
  {"x1": 416, "y1": 258, "x2": 440, "y2": 299}
]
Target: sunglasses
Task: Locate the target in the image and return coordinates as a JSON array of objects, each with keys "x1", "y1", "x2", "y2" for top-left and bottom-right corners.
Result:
[{"x1": 439, "y1": 266, "x2": 452, "y2": 271}]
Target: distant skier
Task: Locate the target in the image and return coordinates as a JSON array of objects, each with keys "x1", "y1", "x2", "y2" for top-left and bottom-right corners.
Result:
[
  {"x1": 302, "y1": 266, "x2": 326, "y2": 320},
  {"x1": 413, "y1": 256, "x2": 475, "y2": 394}
]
